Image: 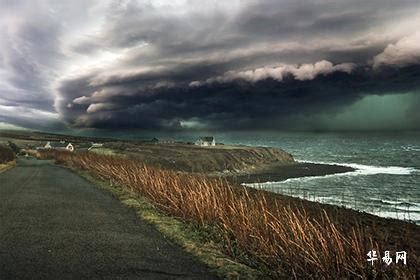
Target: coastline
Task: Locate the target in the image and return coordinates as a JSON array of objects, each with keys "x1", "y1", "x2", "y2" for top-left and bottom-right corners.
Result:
[
  {"x1": 37, "y1": 150, "x2": 420, "y2": 277},
  {"x1": 223, "y1": 162, "x2": 355, "y2": 184}
]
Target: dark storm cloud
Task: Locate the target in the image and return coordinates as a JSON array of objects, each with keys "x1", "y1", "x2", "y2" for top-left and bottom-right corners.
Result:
[
  {"x1": 1, "y1": 0, "x2": 420, "y2": 131},
  {"x1": 58, "y1": 64, "x2": 420, "y2": 131}
]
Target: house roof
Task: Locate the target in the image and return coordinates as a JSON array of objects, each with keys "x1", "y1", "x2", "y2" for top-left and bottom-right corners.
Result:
[
  {"x1": 47, "y1": 141, "x2": 72, "y2": 148},
  {"x1": 75, "y1": 143, "x2": 92, "y2": 149},
  {"x1": 47, "y1": 141, "x2": 65, "y2": 147}
]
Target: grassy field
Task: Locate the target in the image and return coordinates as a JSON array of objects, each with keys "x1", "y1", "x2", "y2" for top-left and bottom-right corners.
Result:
[
  {"x1": 102, "y1": 141, "x2": 295, "y2": 173},
  {"x1": 0, "y1": 130, "x2": 351, "y2": 181},
  {"x1": 38, "y1": 150, "x2": 419, "y2": 279},
  {"x1": 1, "y1": 129, "x2": 295, "y2": 174}
]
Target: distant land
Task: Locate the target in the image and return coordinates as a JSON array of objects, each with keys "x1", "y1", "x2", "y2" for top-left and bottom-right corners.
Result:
[{"x1": 0, "y1": 129, "x2": 353, "y2": 183}]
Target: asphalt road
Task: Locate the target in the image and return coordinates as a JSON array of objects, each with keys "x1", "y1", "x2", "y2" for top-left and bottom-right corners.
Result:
[{"x1": 0, "y1": 158, "x2": 218, "y2": 280}]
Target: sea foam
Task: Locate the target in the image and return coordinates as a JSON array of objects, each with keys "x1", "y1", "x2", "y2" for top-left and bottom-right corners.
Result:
[
  {"x1": 245, "y1": 161, "x2": 418, "y2": 187},
  {"x1": 298, "y1": 160, "x2": 418, "y2": 176}
]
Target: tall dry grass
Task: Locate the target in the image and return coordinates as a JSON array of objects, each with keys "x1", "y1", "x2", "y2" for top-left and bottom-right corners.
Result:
[{"x1": 38, "y1": 150, "x2": 414, "y2": 279}]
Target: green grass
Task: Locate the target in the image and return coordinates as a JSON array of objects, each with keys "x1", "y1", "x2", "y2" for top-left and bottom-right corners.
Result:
[{"x1": 89, "y1": 148, "x2": 119, "y2": 156}]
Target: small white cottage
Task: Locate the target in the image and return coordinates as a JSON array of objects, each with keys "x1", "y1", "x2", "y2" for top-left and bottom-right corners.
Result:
[
  {"x1": 44, "y1": 141, "x2": 75, "y2": 152},
  {"x1": 195, "y1": 136, "x2": 216, "y2": 147},
  {"x1": 66, "y1": 143, "x2": 75, "y2": 152}
]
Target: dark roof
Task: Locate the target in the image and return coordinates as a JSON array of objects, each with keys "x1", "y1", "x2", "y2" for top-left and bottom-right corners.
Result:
[
  {"x1": 75, "y1": 143, "x2": 92, "y2": 149},
  {"x1": 48, "y1": 141, "x2": 68, "y2": 148}
]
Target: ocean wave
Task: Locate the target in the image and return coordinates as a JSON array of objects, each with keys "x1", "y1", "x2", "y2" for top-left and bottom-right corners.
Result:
[
  {"x1": 368, "y1": 198, "x2": 420, "y2": 208},
  {"x1": 298, "y1": 160, "x2": 418, "y2": 175},
  {"x1": 241, "y1": 185, "x2": 420, "y2": 224},
  {"x1": 373, "y1": 211, "x2": 420, "y2": 224},
  {"x1": 401, "y1": 145, "x2": 420, "y2": 152},
  {"x1": 245, "y1": 162, "x2": 418, "y2": 187}
]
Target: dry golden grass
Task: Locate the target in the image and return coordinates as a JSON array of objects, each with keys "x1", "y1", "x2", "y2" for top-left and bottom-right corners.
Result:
[{"x1": 38, "y1": 150, "x2": 415, "y2": 279}]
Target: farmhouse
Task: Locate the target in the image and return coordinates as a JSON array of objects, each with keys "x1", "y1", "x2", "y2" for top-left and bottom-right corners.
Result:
[
  {"x1": 195, "y1": 136, "x2": 216, "y2": 147},
  {"x1": 44, "y1": 141, "x2": 75, "y2": 152}
]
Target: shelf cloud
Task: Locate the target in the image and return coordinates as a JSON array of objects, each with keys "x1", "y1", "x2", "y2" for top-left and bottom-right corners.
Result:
[{"x1": 1, "y1": 0, "x2": 420, "y2": 132}]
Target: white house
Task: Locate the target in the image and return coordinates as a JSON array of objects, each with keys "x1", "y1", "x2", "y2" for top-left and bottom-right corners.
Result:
[
  {"x1": 44, "y1": 141, "x2": 75, "y2": 152},
  {"x1": 195, "y1": 136, "x2": 216, "y2": 146},
  {"x1": 66, "y1": 143, "x2": 75, "y2": 152}
]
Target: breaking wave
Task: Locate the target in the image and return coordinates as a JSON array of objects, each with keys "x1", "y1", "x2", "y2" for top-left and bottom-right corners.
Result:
[{"x1": 298, "y1": 160, "x2": 418, "y2": 176}]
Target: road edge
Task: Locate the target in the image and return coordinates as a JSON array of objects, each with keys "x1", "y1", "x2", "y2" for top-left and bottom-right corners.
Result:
[{"x1": 65, "y1": 166, "x2": 264, "y2": 280}]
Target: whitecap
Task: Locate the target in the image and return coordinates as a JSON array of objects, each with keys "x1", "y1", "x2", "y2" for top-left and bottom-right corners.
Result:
[
  {"x1": 372, "y1": 211, "x2": 420, "y2": 224},
  {"x1": 401, "y1": 146, "x2": 420, "y2": 152},
  {"x1": 298, "y1": 160, "x2": 418, "y2": 175}
]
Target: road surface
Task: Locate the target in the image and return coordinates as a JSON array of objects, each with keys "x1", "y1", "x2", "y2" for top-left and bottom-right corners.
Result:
[{"x1": 0, "y1": 158, "x2": 218, "y2": 279}]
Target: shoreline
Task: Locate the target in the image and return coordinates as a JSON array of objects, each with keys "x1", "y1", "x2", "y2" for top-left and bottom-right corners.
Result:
[
  {"x1": 224, "y1": 162, "x2": 355, "y2": 184},
  {"x1": 223, "y1": 162, "x2": 420, "y2": 225},
  {"x1": 37, "y1": 150, "x2": 420, "y2": 277}
]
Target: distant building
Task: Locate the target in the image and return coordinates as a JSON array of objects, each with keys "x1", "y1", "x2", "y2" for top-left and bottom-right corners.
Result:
[
  {"x1": 44, "y1": 141, "x2": 75, "y2": 152},
  {"x1": 66, "y1": 143, "x2": 75, "y2": 152},
  {"x1": 88, "y1": 143, "x2": 103, "y2": 150},
  {"x1": 195, "y1": 136, "x2": 216, "y2": 147}
]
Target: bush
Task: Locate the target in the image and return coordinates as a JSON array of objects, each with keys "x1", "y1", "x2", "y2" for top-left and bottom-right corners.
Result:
[
  {"x1": 0, "y1": 145, "x2": 15, "y2": 163},
  {"x1": 8, "y1": 141, "x2": 21, "y2": 154}
]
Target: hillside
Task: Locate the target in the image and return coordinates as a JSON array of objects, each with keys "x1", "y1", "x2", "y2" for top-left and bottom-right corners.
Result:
[
  {"x1": 102, "y1": 142, "x2": 295, "y2": 173},
  {"x1": 1, "y1": 130, "x2": 353, "y2": 180}
]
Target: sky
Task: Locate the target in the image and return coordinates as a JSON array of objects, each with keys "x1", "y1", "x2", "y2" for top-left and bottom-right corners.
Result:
[{"x1": 1, "y1": 0, "x2": 420, "y2": 133}]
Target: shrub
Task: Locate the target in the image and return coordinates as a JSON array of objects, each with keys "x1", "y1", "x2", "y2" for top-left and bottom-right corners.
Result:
[
  {"x1": 0, "y1": 145, "x2": 15, "y2": 164},
  {"x1": 7, "y1": 141, "x2": 21, "y2": 154}
]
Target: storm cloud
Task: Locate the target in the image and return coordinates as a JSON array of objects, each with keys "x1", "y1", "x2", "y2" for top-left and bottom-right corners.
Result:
[{"x1": 1, "y1": 0, "x2": 420, "y2": 132}]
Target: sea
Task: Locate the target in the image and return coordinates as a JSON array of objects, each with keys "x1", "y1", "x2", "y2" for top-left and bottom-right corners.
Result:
[
  {"x1": 217, "y1": 131, "x2": 420, "y2": 224},
  {"x1": 124, "y1": 131, "x2": 420, "y2": 224}
]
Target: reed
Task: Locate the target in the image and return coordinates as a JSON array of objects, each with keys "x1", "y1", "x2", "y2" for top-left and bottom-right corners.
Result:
[{"x1": 38, "y1": 150, "x2": 414, "y2": 279}]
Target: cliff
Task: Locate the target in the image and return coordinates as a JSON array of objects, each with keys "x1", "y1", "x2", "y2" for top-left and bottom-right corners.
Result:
[{"x1": 103, "y1": 142, "x2": 295, "y2": 173}]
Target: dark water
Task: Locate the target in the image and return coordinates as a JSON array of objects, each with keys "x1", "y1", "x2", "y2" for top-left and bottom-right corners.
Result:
[{"x1": 217, "y1": 131, "x2": 420, "y2": 224}]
